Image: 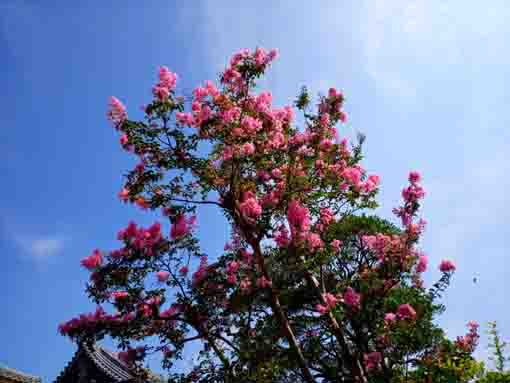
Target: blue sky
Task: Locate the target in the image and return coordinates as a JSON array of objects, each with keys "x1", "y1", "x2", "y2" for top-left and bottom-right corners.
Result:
[{"x1": 1, "y1": 1, "x2": 509, "y2": 381}]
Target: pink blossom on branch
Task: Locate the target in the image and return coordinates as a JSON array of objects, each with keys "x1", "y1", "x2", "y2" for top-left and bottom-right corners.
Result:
[
  {"x1": 384, "y1": 313, "x2": 397, "y2": 324},
  {"x1": 397, "y1": 304, "x2": 417, "y2": 321},
  {"x1": 287, "y1": 200, "x2": 311, "y2": 241},
  {"x1": 416, "y1": 254, "x2": 428, "y2": 273},
  {"x1": 156, "y1": 271, "x2": 170, "y2": 282},
  {"x1": 364, "y1": 352, "x2": 382, "y2": 371},
  {"x1": 439, "y1": 259, "x2": 456, "y2": 273},
  {"x1": 239, "y1": 192, "x2": 262, "y2": 222},
  {"x1": 81, "y1": 249, "x2": 103, "y2": 270},
  {"x1": 343, "y1": 287, "x2": 361, "y2": 311},
  {"x1": 107, "y1": 96, "x2": 127, "y2": 127},
  {"x1": 170, "y1": 214, "x2": 197, "y2": 240}
]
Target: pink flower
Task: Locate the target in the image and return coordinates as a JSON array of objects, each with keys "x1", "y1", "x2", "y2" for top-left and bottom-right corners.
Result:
[
  {"x1": 153, "y1": 86, "x2": 170, "y2": 101},
  {"x1": 323, "y1": 293, "x2": 338, "y2": 308},
  {"x1": 204, "y1": 80, "x2": 219, "y2": 97},
  {"x1": 112, "y1": 291, "x2": 129, "y2": 301},
  {"x1": 156, "y1": 271, "x2": 170, "y2": 282},
  {"x1": 118, "y1": 188, "x2": 129, "y2": 202},
  {"x1": 316, "y1": 304, "x2": 329, "y2": 315},
  {"x1": 384, "y1": 313, "x2": 396, "y2": 323},
  {"x1": 439, "y1": 259, "x2": 456, "y2": 273},
  {"x1": 152, "y1": 67, "x2": 177, "y2": 101},
  {"x1": 81, "y1": 249, "x2": 103, "y2": 270},
  {"x1": 119, "y1": 134, "x2": 129, "y2": 146},
  {"x1": 364, "y1": 352, "x2": 382, "y2": 371},
  {"x1": 306, "y1": 232, "x2": 324, "y2": 251},
  {"x1": 226, "y1": 261, "x2": 240, "y2": 274},
  {"x1": 176, "y1": 112, "x2": 194, "y2": 126},
  {"x1": 343, "y1": 287, "x2": 361, "y2": 310},
  {"x1": 455, "y1": 321, "x2": 480, "y2": 352},
  {"x1": 342, "y1": 167, "x2": 362, "y2": 186},
  {"x1": 227, "y1": 274, "x2": 237, "y2": 284},
  {"x1": 222, "y1": 146, "x2": 234, "y2": 161},
  {"x1": 170, "y1": 214, "x2": 197, "y2": 240},
  {"x1": 271, "y1": 168, "x2": 282, "y2": 179},
  {"x1": 361, "y1": 174, "x2": 380, "y2": 193},
  {"x1": 287, "y1": 200, "x2": 311, "y2": 240},
  {"x1": 468, "y1": 320, "x2": 479, "y2": 330},
  {"x1": 240, "y1": 116, "x2": 262, "y2": 135},
  {"x1": 158, "y1": 66, "x2": 177, "y2": 90},
  {"x1": 240, "y1": 278, "x2": 251, "y2": 293},
  {"x1": 408, "y1": 171, "x2": 422, "y2": 184},
  {"x1": 397, "y1": 304, "x2": 417, "y2": 321},
  {"x1": 320, "y1": 208, "x2": 335, "y2": 225},
  {"x1": 274, "y1": 226, "x2": 290, "y2": 247},
  {"x1": 107, "y1": 96, "x2": 127, "y2": 127},
  {"x1": 239, "y1": 192, "x2": 262, "y2": 221},
  {"x1": 256, "y1": 276, "x2": 272, "y2": 289},
  {"x1": 242, "y1": 142, "x2": 255, "y2": 156},
  {"x1": 416, "y1": 254, "x2": 428, "y2": 273},
  {"x1": 331, "y1": 239, "x2": 342, "y2": 252},
  {"x1": 179, "y1": 266, "x2": 189, "y2": 275}
]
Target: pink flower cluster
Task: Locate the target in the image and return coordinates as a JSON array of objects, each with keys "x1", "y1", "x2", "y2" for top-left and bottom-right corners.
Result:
[
  {"x1": 343, "y1": 287, "x2": 361, "y2": 311},
  {"x1": 160, "y1": 303, "x2": 182, "y2": 319},
  {"x1": 362, "y1": 233, "x2": 403, "y2": 262},
  {"x1": 192, "y1": 256, "x2": 209, "y2": 286},
  {"x1": 364, "y1": 351, "x2": 382, "y2": 371},
  {"x1": 192, "y1": 80, "x2": 219, "y2": 101},
  {"x1": 256, "y1": 275, "x2": 272, "y2": 289},
  {"x1": 107, "y1": 96, "x2": 127, "y2": 127},
  {"x1": 287, "y1": 200, "x2": 311, "y2": 243},
  {"x1": 455, "y1": 321, "x2": 479, "y2": 352},
  {"x1": 58, "y1": 306, "x2": 124, "y2": 338},
  {"x1": 439, "y1": 259, "x2": 456, "y2": 273},
  {"x1": 153, "y1": 66, "x2": 177, "y2": 101},
  {"x1": 116, "y1": 221, "x2": 164, "y2": 256},
  {"x1": 221, "y1": 48, "x2": 278, "y2": 93},
  {"x1": 156, "y1": 271, "x2": 170, "y2": 282},
  {"x1": 239, "y1": 191, "x2": 262, "y2": 223},
  {"x1": 393, "y1": 171, "x2": 426, "y2": 226},
  {"x1": 111, "y1": 291, "x2": 129, "y2": 302},
  {"x1": 138, "y1": 296, "x2": 162, "y2": 318},
  {"x1": 170, "y1": 214, "x2": 197, "y2": 240},
  {"x1": 416, "y1": 254, "x2": 428, "y2": 273},
  {"x1": 81, "y1": 249, "x2": 103, "y2": 270},
  {"x1": 384, "y1": 313, "x2": 397, "y2": 324},
  {"x1": 118, "y1": 346, "x2": 146, "y2": 366},
  {"x1": 226, "y1": 260, "x2": 240, "y2": 284},
  {"x1": 316, "y1": 292, "x2": 339, "y2": 315},
  {"x1": 396, "y1": 303, "x2": 417, "y2": 321},
  {"x1": 273, "y1": 225, "x2": 290, "y2": 247}
]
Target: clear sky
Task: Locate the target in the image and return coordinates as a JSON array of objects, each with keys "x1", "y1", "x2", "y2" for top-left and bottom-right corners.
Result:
[{"x1": 1, "y1": 1, "x2": 509, "y2": 381}]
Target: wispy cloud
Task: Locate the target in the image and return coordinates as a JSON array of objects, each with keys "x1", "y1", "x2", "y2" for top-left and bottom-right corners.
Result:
[
  {"x1": 359, "y1": 0, "x2": 507, "y2": 101},
  {"x1": 13, "y1": 235, "x2": 67, "y2": 261}
]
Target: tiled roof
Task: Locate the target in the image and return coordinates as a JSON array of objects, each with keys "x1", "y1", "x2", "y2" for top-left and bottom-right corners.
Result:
[
  {"x1": 54, "y1": 341, "x2": 134, "y2": 383},
  {"x1": 0, "y1": 365, "x2": 41, "y2": 383},
  {"x1": 83, "y1": 342, "x2": 135, "y2": 382},
  {"x1": 54, "y1": 341, "x2": 163, "y2": 383}
]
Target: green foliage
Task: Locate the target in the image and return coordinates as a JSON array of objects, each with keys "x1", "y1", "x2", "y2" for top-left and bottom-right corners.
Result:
[
  {"x1": 488, "y1": 321, "x2": 509, "y2": 372},
  {"x1": 477, "y1": 371, "x2": 510, "y2": 383}
]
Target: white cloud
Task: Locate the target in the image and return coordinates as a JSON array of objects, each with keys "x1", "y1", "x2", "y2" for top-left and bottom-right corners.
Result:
[
  {"x1": 15, "y1": 235, "x2": 67, "y2": 260},
  {"x1": 359, "y1": 0, "x2": 508, "y2": 100}
]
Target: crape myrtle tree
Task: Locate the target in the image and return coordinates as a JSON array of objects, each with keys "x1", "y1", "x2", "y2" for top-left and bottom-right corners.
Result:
[{"x1": 59, "y1": 48, "x2": 479, "y2": 382}]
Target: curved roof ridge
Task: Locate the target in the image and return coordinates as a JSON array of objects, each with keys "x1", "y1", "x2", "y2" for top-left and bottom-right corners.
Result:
[
  {"x1": 0, "y1": 365, "x2": 41, "y2": 383},
  {"x1": 84, "y1": 342, "x2": 134, "y2": 382}
]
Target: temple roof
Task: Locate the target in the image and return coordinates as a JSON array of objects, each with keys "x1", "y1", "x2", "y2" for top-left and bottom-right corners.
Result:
[
  {"x1": 0, "y1": 365, "x2": 41, "y2": 383},
  {"x1": 54, "y1": 341, "x2": 164, "y2": 383},
  {"x1": 82, "y1": 342, "x2": 135, "y2": 382}
]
